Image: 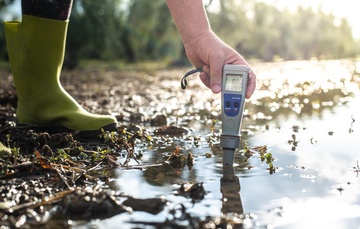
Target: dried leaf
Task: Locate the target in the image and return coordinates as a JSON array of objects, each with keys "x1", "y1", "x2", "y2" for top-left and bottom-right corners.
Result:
[{"x1": 34, "y1": 150, "x2": 53, "y2": 169}]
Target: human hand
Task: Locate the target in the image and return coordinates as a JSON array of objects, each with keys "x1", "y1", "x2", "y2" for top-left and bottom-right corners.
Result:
[{"x1": 183, "y1": 30, "x2": 256, "y2": 99}]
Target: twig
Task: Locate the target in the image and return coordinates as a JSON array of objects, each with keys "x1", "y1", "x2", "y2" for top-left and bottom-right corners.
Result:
[{"x1": 123, "y1": 163, "x2": 163, "y2": 170}]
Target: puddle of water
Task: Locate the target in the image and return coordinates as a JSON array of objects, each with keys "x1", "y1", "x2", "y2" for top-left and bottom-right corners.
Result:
[{"x1": 86, "y1": 60, "x2": 360, "y2": 228}]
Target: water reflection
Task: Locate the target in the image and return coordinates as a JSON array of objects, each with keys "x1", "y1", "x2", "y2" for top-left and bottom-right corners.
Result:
[
  {"x1": 220, "y1": 165, "x2": 243, "y2": 215},
  {"x1": 100, "y1": 60, "x2": 360, "y2": 228}
]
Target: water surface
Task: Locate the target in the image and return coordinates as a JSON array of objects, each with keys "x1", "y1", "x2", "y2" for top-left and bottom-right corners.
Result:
[{"x1": 90, "y1": 59, "x2": 360, "y2": 228}]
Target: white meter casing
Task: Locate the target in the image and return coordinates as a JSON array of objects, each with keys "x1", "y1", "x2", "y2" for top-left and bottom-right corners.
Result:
[{"x1": 220, "y1": 64, "x2": 248, "y2": 165}]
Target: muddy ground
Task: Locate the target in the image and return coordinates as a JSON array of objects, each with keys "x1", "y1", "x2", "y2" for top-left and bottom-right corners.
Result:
[
  {"x1": 0, "y1": 64, "x2": 238, "y2": 228},
  {"x1": 1, "y1": 60, "x2": 359, "y2": 228}
]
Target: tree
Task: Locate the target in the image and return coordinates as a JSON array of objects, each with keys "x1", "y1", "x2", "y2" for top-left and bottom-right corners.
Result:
[
  {"x1": 125, "y1": 0, "x2": 181, "y2": 62},
  {"x1": 0, "y1": 0, "x2": 17, "y2": 61},
  {"x1": 2, "y1": 0, "x2": 359, "y2": 65},
  {"x1": 64, "y1": 0, "x2": 126, "y2": 68}
]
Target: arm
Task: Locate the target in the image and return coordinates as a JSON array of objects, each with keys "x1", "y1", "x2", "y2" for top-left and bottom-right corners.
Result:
[{"x1": 166, "y1": 0, "x2": 256, "y2": 98}]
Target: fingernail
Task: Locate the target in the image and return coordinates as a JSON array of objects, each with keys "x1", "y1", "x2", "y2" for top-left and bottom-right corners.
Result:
[{"x1": 212, "y1": 84, "x2": 221, "y2": 93}]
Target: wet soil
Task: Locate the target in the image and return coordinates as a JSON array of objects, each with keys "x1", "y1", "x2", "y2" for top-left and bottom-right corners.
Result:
[
  {"x1": 1, "y1": 60, "x2": 360, "y2": 228},
  {"x1": 0, "y1": 64, "x2": 230, "y2": 228}
]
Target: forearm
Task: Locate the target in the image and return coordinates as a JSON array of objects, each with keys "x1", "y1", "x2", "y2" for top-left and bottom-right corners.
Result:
[{"x1": 166, "y1": 0, "x2": 211, "y2": 47}]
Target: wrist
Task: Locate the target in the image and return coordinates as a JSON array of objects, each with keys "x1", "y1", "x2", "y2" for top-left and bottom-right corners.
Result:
[{"x1": 182, "y1": 29, "x2": 213, "y2": 50}]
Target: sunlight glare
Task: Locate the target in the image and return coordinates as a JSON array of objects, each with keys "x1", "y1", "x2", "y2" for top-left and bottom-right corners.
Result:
[{"x1": 267, "y1": 197, "x2": 360, "y2": 228}]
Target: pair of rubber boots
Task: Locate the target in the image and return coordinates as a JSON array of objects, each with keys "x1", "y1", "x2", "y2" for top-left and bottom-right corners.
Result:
[{"x1": 4, "y1": 15, "x2": 117, "y2": 131}]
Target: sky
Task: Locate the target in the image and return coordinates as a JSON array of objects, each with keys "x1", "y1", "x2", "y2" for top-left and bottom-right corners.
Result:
[{"x1": 259, "y1": 0, "x2": 360, "y2": 39}]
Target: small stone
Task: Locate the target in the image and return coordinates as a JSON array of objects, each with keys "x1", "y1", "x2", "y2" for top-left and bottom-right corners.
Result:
[{"x1": 150, "y1": 114, "x2": 167, "y2": 126}]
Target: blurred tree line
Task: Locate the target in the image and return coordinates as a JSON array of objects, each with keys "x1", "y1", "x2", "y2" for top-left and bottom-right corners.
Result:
[
  {"x1": 1, "y1": 0, "x2": 359, "y2": 68},
  {"x1": 208, "y1": 0, "x2": 359, "y2": 61}
]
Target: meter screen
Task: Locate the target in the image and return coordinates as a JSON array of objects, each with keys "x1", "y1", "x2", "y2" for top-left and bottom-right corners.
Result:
[{"x1": 224, "y1": 74, "x2": 243, "y2": 92}]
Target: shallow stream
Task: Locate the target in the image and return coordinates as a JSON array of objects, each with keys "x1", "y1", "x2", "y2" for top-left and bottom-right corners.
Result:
[{"x1": 84, "y1": 59, "x2": 360, "y2": 228}]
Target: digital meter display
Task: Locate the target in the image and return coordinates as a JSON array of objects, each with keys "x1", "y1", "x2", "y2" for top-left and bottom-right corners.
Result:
[{"x1": 224, "y1": 74, "x2": 243, "y2": 92}]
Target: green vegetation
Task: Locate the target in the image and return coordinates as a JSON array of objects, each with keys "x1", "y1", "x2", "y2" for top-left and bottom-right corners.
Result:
[
  {"x1": 1, "y1": 0, "x2": 359, "y2": 67},
  {"x1": 243, "y1": 145, "x2": 276, "y2": 174}
]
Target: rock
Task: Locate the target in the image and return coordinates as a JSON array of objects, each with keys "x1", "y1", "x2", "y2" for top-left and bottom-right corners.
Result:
[
  {"x1": 153, "y1": 125, "x2": 189, "y2": 135},
  {"x1": 127, "y1": 124, "x2": 142, "y2": 133},
  {"x1": 150, "y1": 114, "x2": 167, "y2": 126},
  {"x1": 122, "y1": 197, "x2": 167, "y2": 214},
  {"x1": 62, "y1": 190, "x2": 131, "y2": 220},
  {"x1": 129, "y1": 112, "x2": 147, "y2": 123}
]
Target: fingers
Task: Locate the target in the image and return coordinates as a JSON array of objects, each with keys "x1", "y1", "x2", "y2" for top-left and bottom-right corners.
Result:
[
  {"x1": 199, "y1": 65, "x2": 211, "y2": 89},
  {"x1": 237, "y1": 60, "x2": 256, "y2": 99},
  {"x1": 246, "y1": 69, "x2": 257, "y2": 99},
  {"x1": 199, "y1": 72, "x2": 211, "y2": 89},
  {"x1": 199, "y1": 64, "x2": 223, "y2": 94}
]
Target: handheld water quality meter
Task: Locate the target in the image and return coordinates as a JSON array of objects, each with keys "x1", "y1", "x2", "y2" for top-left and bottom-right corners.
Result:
[
  {"x1": 220, "y1": 65, "x2": 248, "y2": 165},
  {"x1": 180, "y1": 64, "x2": 248, "y2": 165}
]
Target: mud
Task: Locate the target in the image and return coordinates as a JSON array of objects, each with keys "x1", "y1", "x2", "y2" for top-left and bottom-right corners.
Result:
[{"x1": 1, "y1": 59, "x2": 359, "y2": 228}]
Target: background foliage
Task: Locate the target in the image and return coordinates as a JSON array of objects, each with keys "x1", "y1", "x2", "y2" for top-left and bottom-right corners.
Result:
[{"x1": 1, "y1": 0, "x2": 359, "y2": 68}]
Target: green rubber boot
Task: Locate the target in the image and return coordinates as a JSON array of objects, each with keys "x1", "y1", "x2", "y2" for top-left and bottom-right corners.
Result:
[{"x1": 4, "y1": 15, "x2": 117, "y2": 131}]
